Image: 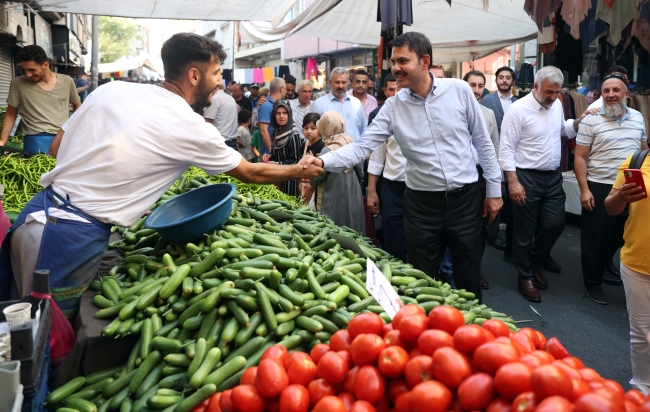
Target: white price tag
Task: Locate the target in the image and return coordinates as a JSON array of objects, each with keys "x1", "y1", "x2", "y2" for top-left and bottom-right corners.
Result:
[{"x1": 365, "y1": 258, "x2": 403, "y2": 319}]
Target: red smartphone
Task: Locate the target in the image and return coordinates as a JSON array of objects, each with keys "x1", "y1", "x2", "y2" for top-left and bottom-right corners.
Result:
[{"x1": 624, "y1": 169, "x2": 648, "y2": 199}]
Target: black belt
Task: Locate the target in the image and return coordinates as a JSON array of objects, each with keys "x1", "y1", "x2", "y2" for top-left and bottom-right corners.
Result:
[
  {"x1": 516, "y1": 167, "x2": 560, "y2": 175},
  {"x1": 409, "y1": 182, "x2": 477, "y2": 199}
]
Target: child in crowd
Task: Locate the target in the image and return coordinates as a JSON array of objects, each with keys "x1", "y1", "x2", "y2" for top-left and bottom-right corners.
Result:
[
  {"x1": 237, "y1": 110, "x2": 255, "y2": 162},
  {"x1": 309, "y1": 111, "x2": 365, "y2": 234},
  {"x1": 300, "y1": 113, "x2": 324, "y2": 209},
  {"x1": 263, "y1": 101, "x2": 304, "y2": 197}
]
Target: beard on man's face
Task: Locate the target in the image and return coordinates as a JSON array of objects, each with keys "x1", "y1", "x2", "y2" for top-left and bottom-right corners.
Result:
[
  {"x1": 604, "y1": 99, "x2": 627, "y2": 118},
  {"x1": 193, "y1": 77, "x2": 218, "y2": 109}
]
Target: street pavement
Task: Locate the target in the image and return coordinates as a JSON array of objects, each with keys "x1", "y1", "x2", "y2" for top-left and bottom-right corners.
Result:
[{"x1": 481, "y1": 216, "x2": 632, "y2": 389}]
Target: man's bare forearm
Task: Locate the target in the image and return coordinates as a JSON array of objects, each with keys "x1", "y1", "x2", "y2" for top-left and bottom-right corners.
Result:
[
  {"x1": 260, "y1": 128, "x2": 272, "y2": 152},
  {"x1": 573, "y1": 156, "x2": 589, "y2": 192},
  {"x1": 367, "y1": 173, "x2": 379, "y2": 194},
  {"x1": 0, "y1": 106, "x2": 17, "y2": 145},
  {"x1": 228, "y1": 160, "x2": 303, "y2": 184},
  {"x1": 505, "y1": 171, "x2": 519, "y2": 184}
]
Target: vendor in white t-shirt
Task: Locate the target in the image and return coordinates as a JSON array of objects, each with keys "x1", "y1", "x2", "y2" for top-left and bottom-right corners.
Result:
[{"x1": 0, "y1": 33, "x2": 323, "y2": 318}]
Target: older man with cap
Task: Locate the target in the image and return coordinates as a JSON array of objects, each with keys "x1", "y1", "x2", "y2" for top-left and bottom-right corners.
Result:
[{"x1": 574, "y1": 73, "x2": 648, "y2": 305}]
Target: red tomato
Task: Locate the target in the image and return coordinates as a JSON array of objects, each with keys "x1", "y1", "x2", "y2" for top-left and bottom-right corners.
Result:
[
  {"x1": 338, "y1": 392, "x2": 356, "y2": 410},
  {"x1": 562, "y1": 356, "x2": 585, "y2": 370},
  {"x1": 520, "y1": 354, "x2": 544, "y2": 369},
  {"x1": 206, "y1": 393, "x2": 222, "y2": 412},
  {"x1": 311, "y1": 344, "x2": 331, "y2": 364},
  {"x1": 428, "y1": 306, "x2": 465, "y2": 335},
  {"x1": 354, "y1": 366, "x2": 386, "y2": 404},
  {"x1": 530, "y1": 364, "x2": 573, "y2": 401},
  {"x1": 343, "y1": 366, "x2": 359, "y2": 394},
  {"x1": 574, "y1": 393, "x2": 625, "y2": 412},
  {"x1": 398, "y1": 314, "x2": 429, "y2": 342},
  {"x1": 579, "y1": 368, "x2": 604, "y2": 383},
  {"x1": 482, "y1": 319, "x2": 511, "y2": 338},
  {"x1": 384, "y1": 330, "x2": 411, "y2": 351},
  {"x1": 453, "y1": 325, "x2": 494, "y2": 355},
  {"x1": 511, "y1": 332, "x2": 535, "y2": 354},
  {"x1": 604, "y1": 380, "x2": 626, "y2": 399},
  {"x1": 394, "y1": 392, "x2": 412, "y2": 412},
  {"x1": 552, "y1": 360, "x2": 582, "y2": 380},
  {"x1": 392, "y1": 304, "x2": 425, "y2": 330},
  {"x1": 593, "y1": 386, "x2": 625, "y2": 407},
  {"x1": 431, "y1": 346, "x2": 471, "y2": 389},
  {"x1": 285, "y1": 352, "x2": 312, "y2": 371},
  {"x1": 404, "y1": 355, "x2": 433, "y2": 388},
  {"x1": 338, "y1": 350, "x2": 352, "y2": 365},
  {"x1": 627, "y1": 400, "x2": 641, "y2": 412},
  {"x1": 572, "y1": 378, "x2": 591, "y2": 402},
  {"x1": 350, "y1": 400, "x2": 377, "y2": 412},
  {"x1": 518, "y1": 328, "x2": 542, "y2": 349},
  {"x1": 231, "y1": 385, "x2": 266, "y2": 412},
  {"x1": 417, "y1": 329, "x2": 453, "y2": 355},
  {"x1": 473, "y1": 341, "x2": 520, "y2": 375},
  {"x1": 535, "y1": 330, "x2": 547, "y2": 348},
  {"x1": 262, "y1": 345, "x2": 289, "y2": 364},
  {"x1": 381, "y1": 323, "x2": 393, "y2": 337},
  {"x1": 219, "y1": 390, "x2": 235, "y2": 412},
  {"x1": 486, "y1": 398, "x2": 512, "y2": 412},
  {"x1": 351, "y1": 334, "x2": 386, "y2": 366},
  {"x1": 388, "y1": 379, "x2": 410, "y2": 403},
  {"x1": 287, "y1": 357, "x2": 318, "y2": 387},
  {"x1": 255, "y1": 359, "x2": 289, "y2": 399},
  {"x1": 409, "y1": 347, "x2": 423, "y2": 359},
  {"x1": 348, "y1": 313, "x2": 384, "y2": 339},
  {"x1": 308, "y1": 379, "x2": 337, "y2": 407},
  {"x1": 457, "y1": 372, "x2": 495, "y2": 411},
  {"x1": 511, "y1": 391, "x2": 537, "y2": 412},
  {"x1": 240, "y1": 367, "x2": 258, "y2": 386},
  {"x1": 313, "y1": 396, "x2": 347, "y2": 412},
  {"x1": 377, "y1": 346, "x2": 409, "y2": 378},
  {"x1": 330, "y1": 330, "x2": 352, "y2": 352},
  {"x1": 494, "y1": 362, "x2": 533, "y2": 400},
  {"x1": 279, "y1": 385, "x2": 310, "y2": 412},
  {"x1": 374, "y1": 396, "x2": 390, "y2": 412},
  {"x1": 535, "y1": 396, "x2": 574, "y2": 412},
  {"x1": 530, "y1": 350, "x2": 556, "y2": 365},
  {"x1": 638, "y1": 402, "x2": 650, "y2": 412},
  {"x1": 266, "y1": 398, "x2": 280, "y2": 412},
  {"x1": 544, "y1": 337, "x2": 569, "y2": 359},
  {"x1": 317, "y1": 351, "x2": 350, "y2": 384},
  {"x1": 625, "y1": 390, "x2": 646, "y2": 406},
  {"x1": 192, "y1": 399, "x2": 209, "y2": 412},
  {"x1": 409, "y1": 380, "x2": 453, "y2": 412}
]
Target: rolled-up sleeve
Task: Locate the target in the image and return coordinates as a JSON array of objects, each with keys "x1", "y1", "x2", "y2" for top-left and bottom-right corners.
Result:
[
  {"x1": 498, "y1": 107, "x2": 521, "y2": 172},
  {"x1": 367, "y1": 141, "x2": 387, "y2": 176},
  {"x1": 466, "y1": 88, "x2": 501, "y2": 198}
]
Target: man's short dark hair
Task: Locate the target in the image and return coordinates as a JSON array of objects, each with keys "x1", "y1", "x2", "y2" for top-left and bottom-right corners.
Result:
[
  {"x1": 463, "y1": 70, "x2": 486, "y2": 83},
  {"x1": 384, "y1": 73, "x2": 396, "y2": 86},
  {"x1": 161, "y1": 33, "x2": 227, "y2": 81},
  {"x1": 495, "y1": 66, "x2": 516, "y2": 79},
  {"x1": 605, "y1": 65, "x2": 628, "y2": 77},
  {"x1": 238, "y1": 109, "x2": 252, "y2": 124},
  {"x1": 376, "y1": 89, "x2": 387, "y2": 103},
  {"x1": 389, "y1": 32, "x2": 432, "y2": 66},
  {"x1": 354, "y1": 70, "x2": 369, "y2": 79},
  {"x1": 16, "y1": 45, "x2": 49, "y2": 65},
  {"x1": 285, "y1": 75, "x2": 297, "y2": 85}
]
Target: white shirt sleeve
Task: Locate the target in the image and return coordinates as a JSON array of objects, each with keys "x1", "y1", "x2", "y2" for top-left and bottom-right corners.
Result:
[
  {"x1": 188, "y1": 122, "x2": 243, "y2": 175},
  {"x1": 499, "y1": 105, "x2": 521, "y2": 172},
  {"x1": 564, "y1": 119, "x2": 578, "y2": 139},
  {"x1": 367, "y1": 141, "x2": 388, "y2": 176}
]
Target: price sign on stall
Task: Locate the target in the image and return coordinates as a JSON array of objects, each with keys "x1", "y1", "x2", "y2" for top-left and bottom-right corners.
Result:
[{"x1": 365, "y1": 258, "x2": 402, "y2": 319}]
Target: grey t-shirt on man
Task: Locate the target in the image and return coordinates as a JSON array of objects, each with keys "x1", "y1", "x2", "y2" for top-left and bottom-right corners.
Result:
[{"x1": 204, "y1": 89, "x2": 238, "y2": 141}]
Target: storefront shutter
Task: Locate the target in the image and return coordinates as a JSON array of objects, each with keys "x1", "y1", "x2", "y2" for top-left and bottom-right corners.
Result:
[{"x1": 0, "y1": 47, "x2": 14, "y2": 106}]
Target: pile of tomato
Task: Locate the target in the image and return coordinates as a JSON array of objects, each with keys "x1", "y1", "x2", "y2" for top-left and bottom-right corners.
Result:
[{"x1": 194, "y1": 304, "x2": 650, "y2": 412}]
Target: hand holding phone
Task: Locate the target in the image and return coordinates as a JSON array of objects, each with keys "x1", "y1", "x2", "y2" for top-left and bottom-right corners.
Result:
[{"x1": 623, "y1": 169, "x2": 648, "y2": 200}]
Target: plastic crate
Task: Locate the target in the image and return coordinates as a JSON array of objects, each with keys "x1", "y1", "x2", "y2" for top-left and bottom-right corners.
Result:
[{"x1": 20, "y1": 338, "x2": 49, "y2": 412}]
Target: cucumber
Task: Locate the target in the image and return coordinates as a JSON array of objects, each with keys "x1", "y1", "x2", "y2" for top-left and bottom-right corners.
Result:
[
  {"x1": 173, "y1": 384, "x2": 217, "y2": 412},
  {"x1": 311, "y1": 314, "x2": 340, "y2": 334},
  {"x1": 85, "y1": 365, "x2": 123, "y2": 387},
  {"x1": 340, "y1": 275, "x2": 368, "y2": 298},
  {"x1": 275, "y1": 320, "x2": 296, "y2": 337},
  {"x1": 64, "y1": 397, "x2": 97, "y2": 412},
  {"x1": 190, "y1": 347, "x2": 222, "y2": 389},
  {"x1": 159, "y1": 264, "x2": 191, "y2": 299},
  {"x1": 152, "y1": 336, "x2": 183, "y2": 353},
  {"x1": 164, "y1": 353, "x2": 191, "y2": 367},
  {"x1": 296, "y1": 316, "x2": 323, "y2": 333},
  {"x1": 47, "y1": 376, "x2": 86, "y2": 404},
  {"x1": 148, "y1": 395, "x2": 185, "y2": 410},
  {"x1": 93, "y1": 295, "x2": 114, "y2": 309},
  {"x1": 159, "y1": 372, "x2": 187, "y2": 390},
  {"x1": 102, "y1": 370, "x2": 135, "y2": 399},
  {"x1": 203, "y1": 356, "x2": 247, "y2": 387},
  {"x1": 189, "y1": 248, "x2": 226, "y2": 277},
  {"x1": 225, "y1": 300, "x2": 250, "y2": 326},
  {"x1": 221, "y1": 316, "x2": 241, "y2": 343},
  {"x1": 306, "y1": 269, "x2": 326, "y2": 299},
  {"x1": 255, "y1": 283, "x2": 277, "y2": 332},
  {"x1": 275, "y1": 309, "x2": 301, "y2": 324},
  {"x1": 129, "y1": 350, "x2": 162, "y2": 394},
  {"x1": 225, "y1": 336, "x2": 266, "y2": 363},
  {"x1": 101, "y1": 318, "x2": 122, "y2": 338},
  {"x1": 326, "y1": 285, "x2": 350, "y2": 304},
  {"x1": 234, "y1": 313, "x2": 263, "y2": 346},
  {"x1": 136, "y1": 363, "x2": 164, "y2": 399},
  {"x1": 187, "y1": 338, "x2": 208, "y2": 378}
]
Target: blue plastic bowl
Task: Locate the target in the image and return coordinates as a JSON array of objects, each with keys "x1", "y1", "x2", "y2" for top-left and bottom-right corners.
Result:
[{"x1": 144, "y1": 183, "x2": 235, "y2": 243}]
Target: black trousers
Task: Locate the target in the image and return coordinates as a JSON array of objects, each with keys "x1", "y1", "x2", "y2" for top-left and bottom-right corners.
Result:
[
  {"x1": 580, "y1": 180, "x2": 628, "y2": 290},
  {"x1": 512, "y1": 168, "x2": 566, "y2": 283},
  {"x1": 503, "y1": 182, "x2": 514, "y2": 254},
  {"x1": 379, "y1": 179, "x2": 408, "y2": 262},
  {"x1": 404, "y1": 183, "x2": 483, "y2": 302}
]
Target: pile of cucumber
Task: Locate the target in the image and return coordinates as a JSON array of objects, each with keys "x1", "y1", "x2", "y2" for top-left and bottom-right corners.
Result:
[{"x1": 51, "y1": 188, "x2": 517, "y2": 412}]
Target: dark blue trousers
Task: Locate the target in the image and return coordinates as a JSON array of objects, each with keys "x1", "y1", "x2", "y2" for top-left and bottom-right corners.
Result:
[{"x1": 379, "y1": 178, "x2": 407, "y2": 262}]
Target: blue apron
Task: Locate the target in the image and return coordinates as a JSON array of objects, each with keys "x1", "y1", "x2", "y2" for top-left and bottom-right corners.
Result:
[
  {"x1": 0, "y1": 186, "x2": 111, "y2": 319},
  {"x1": 23, "y1": 133, "x2": 56, "y2": 154}
]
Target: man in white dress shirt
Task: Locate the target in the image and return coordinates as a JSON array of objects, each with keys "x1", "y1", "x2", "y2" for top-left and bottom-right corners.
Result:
[
  {"x1": 499, "y1": 66, "x2": 568, "y2": 303},
  {"x1": 289, "y1": 80, "x2": 313, "y2": 139},
  {"x1": 304, "y1": 32, "x2": 502, "y2": 301}
]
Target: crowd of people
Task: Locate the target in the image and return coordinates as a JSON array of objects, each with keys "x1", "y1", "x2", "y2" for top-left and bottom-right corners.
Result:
[{"x1": 0, "y1": 32, "x2": 648, "y2": 394}]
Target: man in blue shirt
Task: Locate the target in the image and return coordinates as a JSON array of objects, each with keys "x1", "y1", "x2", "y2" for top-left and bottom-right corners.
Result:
[
  {"x1": 304, "y1": 32, "x2": 502, "y2": 301},
  {"x1": 258, "y1": 78, "x2": 287, "y2": 155},
  {"x1": 312, "y1": 67, "x2": 366, "y2": 140}
]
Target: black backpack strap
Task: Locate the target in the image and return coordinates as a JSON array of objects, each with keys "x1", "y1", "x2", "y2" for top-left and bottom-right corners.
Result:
[{"x1": 630, "y1": 149, "x2": 649, "y2": 170}]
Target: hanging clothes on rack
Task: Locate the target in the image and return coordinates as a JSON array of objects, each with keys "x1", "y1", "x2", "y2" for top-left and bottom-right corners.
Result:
[
  {"x1": 222, "y1": 69, "x2": 233, "y2": 81},
  {"x1": 263, "y1": 67, "x2": 274, "y2": 82},
  {"x1": 633, "y1": 0, "x2": 650, "y2": 54},
  {"x1": 524, "y1": 0, "x2": 562, "y2": 32},
  {"x1": 596, "y1": 0, "x2": 637, "y2": 45},
  {"x1": 234, "y1": 69, "x2": 246, "y2": 84},
  {"x1": 561, "y1": 0, "x2": 592, "y2": 40},
  {"x1": 253, "y1": 68, "x2": 264, "y2": 84},
  {"x1": 278, "y1": 65, "x2": 291, "y2": 79},
  {"x1": 245, "y1": 69, "x2": 254, "y2": 84},
  {"x1": 288, "y1": 62, "x2": 298, "y2": 79},
  {"x1": 306, "y1": 58, "x2": 318, "y2": 81}
]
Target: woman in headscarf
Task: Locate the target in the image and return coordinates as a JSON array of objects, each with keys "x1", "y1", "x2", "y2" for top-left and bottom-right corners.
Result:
[
  {"x1": 309, "y1": 111, "x2": 365, "y2": 235},
  {"x1": 263, "y1": 100, "x2": 305, "y2": 196}
]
